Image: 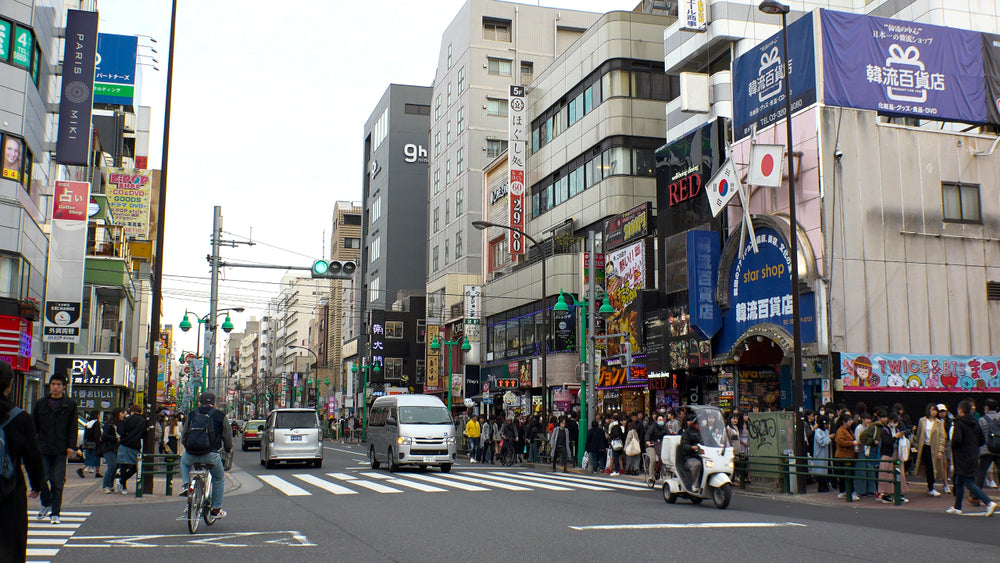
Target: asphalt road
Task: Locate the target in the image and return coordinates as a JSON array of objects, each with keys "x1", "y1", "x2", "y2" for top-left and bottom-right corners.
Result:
[{"x1": 31, "y1": 443, "x2": 1000, "y2": 562}]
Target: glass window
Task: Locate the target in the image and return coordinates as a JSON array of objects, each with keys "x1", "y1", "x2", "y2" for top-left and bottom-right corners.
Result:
[
  {"x1": 487, "y1": 57, "x2": 512, "y2": 76},
  {"x1": 568, "y1": 97, "x2": 578, "y2": 126},
  {"x1": 435, "y1": 95, "x2": 441, "y2": 119},
  {"x1": 445, "y1": 198, "x2": 450, "y2": 223},
  {"x1": 634, "y1": 148, "x2": 655, "y2": 176},
  {"x1": 574, "y1": 92, "x2": 585, "y2": 118},
  {"x1": 446, "y1": 160, "x2": 451, "y2": 184},
  {"x1": 602, "y1": 69, "x2": 630, "y2": 99},
  {"x1": 521, "y1": 61, "x2": 533, "y2": 85},
  {"x1": 569, "y1": 166, "x2": 583, "y2": 197},
  {"x1": 583, "y1": 86, "x2": 594, "y2": 114},
  {"x1": 632, "y1": 67, "x2": 652, "y2": 99},
  {"x1": 0, "y1": 254, "x2": 21, "y2": 299},
  {"x1": 447, "y1": 43, "x2": 452, "y2": 68},
  {"x1": 484, "y1": 19, "x2": 512, "y2": 42},
  {"x1": 385, "y1": 321, "x2": 404, "y2": 339},
  {"x1": 432, "y1": 246, "x2": 439, "y2": 271},
  {"x1": 434, "y1": 131, "x2": 440, "y2": 156},
  {"x1": 455, "y1": 188, "x2": 464, "y2": 215},
  {"x1": 532, "y1": 191, "x2": 540, "y2": 218},
  {"x1": 445, "y1": 239, "x2": 449, "y2": 263},
  {"x1": 487, "y1": 139, "x2": 508, "y2": 158},
  {"x1": 487, "y1": 98, "x2": 508, "y2": 117},
  {"x1": 457, "y1": 107, "x2": 464, "y2": 133},
  {"x1": 433, "y1": 169, "x2": 440, "y2": 194},
  {"x1": 556, "y1": 176, "x2": 569, "y2": 205},
  {"x1": 531, "y1": 128, "x2": 540, "y2": 153},
  {"x1": 433, "y1": 207, "x2": 439, "y2": 231},
  {"x1": 447, "y1": 82, "x2": 452, "y2": 106},
  {"x1": 607, "y1": 147, "x2": 632, "y2": 176},
  {"x1": 942, "y1": 183, "x2": 981, "y2": 224},
  {"x1": 455, "y1": 232, "x2": 463, "y2": 258},
  {"x1": 446, "y1": 121, "x2": 452, "y2": 145},
  {"x1": 520, "y1": 315, "x2": 535, "y2": 355},
  {"x1": 456, "y1": 148, "x2": 463, "y2": 174},
  {"x1": 458, "y1": 66, "x2": 465, "y2": 93},
  {"x1": 585, "y1": 155, "x2": 599, "y2": 188}
]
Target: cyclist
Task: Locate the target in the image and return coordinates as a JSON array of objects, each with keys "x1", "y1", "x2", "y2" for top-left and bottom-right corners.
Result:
[
  {"x1": 178, "y1": 393, "x2": 233, "y2": 520},
  {"x1": 644, "y1": 414, "x2": 668, "y2": 484}
]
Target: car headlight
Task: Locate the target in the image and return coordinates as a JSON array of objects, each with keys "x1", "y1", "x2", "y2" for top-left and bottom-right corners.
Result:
[
  {"x1": 446, "y1": 436, "x2": 457, "y2": 445},
  {"x1": 704, "y1": 460, "x2": 715, "y2": 469},
  {"x1": 397, "y1": 436, "x2": 412, "y2": 445},
  {"x1": 729, "y1": 461, "x2": 735, "y2": 468}
]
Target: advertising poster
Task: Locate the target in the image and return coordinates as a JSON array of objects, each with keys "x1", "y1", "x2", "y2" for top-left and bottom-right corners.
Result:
[
  {"x1": 43, "y1": 181, "x2": 91, "y2": 342},
  {"x1": 732, "y1": 14, "x2": 816, "y2": 140},
  {"x1": 55, "y1": 10, "x2": 98, "y2": 165},
  {"x1": 107, "y1": 168, "x2": 153, "y2": 238},
  {"x1": 983, "y1": 33, "x2": 1000, "y2": 126},
  {"x1": 94, "y1": 33, "x2": 138, "y2": 106},
  {"x1": 738, "y1": 368, "x2": 781, "y2": 411},
  {"x1": 2, "y1": 134, "x2": 23, "y2": 181},
  {"x1": 821, "y1": 10, "x2": 985, "y2": 124},
  {"x1": 604, "y1": 202, "x2": 651, "y2": 251},
  {"x1": 841, "y1": 352, "x2": 1000, "y2": 392},
  {"x1": 605, "y1": 241, "x2": 644, "y2": 359},
  {"x1": 0, "y1": 315, "x2": 32, "y2": 371}
]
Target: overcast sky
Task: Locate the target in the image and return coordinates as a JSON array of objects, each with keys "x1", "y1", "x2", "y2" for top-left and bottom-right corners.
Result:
[{"x1": 95, "y1": 0, "x2": 642, "y2": 359}]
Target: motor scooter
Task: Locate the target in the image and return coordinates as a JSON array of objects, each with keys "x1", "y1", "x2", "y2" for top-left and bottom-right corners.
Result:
[{"x1": 659, "y1": 405, "x2": 735, "y2": 509}]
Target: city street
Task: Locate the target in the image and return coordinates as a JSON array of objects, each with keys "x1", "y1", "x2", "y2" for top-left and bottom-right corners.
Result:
[{"x1": 26, "y1": 443, "x2": 1000, "y2": 562}]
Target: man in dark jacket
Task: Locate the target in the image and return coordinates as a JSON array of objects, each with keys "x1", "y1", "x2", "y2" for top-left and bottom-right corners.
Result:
[
  {"x1": 179, "y1": 393, "x2": 233, "y2": 519},
  {"x1": 947, "y1": 399, "x2": 996, "y2": 515},
  {"x1": 31, "y1": 372, "x2": 77, "y2": 524},
  {"x1": 116, "y1": 405, "x2": 146, "y2": 494},
  {"x1": 679, "y1": 410, "x2": 705, "y2": 492},
  {"x1": 1, "y1": 360, "x2": 44, "y2": 558},
  {"x1": 644, "y1": 415, "x2": 668, "y2": 484}
]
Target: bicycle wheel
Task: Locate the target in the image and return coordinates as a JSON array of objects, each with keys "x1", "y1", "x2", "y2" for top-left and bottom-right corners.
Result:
[
  {"x1": 203, "y1": 481, "x2": 216, "y2": 526},
  {"x1": 187, "y1": 479, "x2": 204, "y2": 534}
]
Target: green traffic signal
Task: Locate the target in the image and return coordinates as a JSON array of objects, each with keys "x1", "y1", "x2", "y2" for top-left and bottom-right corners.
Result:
[{"x1": 311, "y1": 259, "x2": 357, "y2": 279}]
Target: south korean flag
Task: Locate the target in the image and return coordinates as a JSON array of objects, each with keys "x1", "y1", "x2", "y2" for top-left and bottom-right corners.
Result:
[{"x1": 706, "y1": 158, "x2": 742, "y2": 217}]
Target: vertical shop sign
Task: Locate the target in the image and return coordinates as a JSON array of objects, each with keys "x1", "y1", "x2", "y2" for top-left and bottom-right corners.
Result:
[
  {"x1": 508, "y1": 85, "x2": 527, "y2": 255},
  {"x1": 55, "y1": 10, "x2": 98, "y2": 165},
  {"x1": 43, "y1": 181, "x2": 90, "y2": 342}
]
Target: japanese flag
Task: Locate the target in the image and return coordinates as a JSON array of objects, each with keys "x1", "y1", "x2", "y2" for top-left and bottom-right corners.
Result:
[
  {"x1": 748, "y1": 144, "x2": 784, "y2": 188},
  {"x1": 706, "y1": 158, "x2": 742, "y2": 217}
]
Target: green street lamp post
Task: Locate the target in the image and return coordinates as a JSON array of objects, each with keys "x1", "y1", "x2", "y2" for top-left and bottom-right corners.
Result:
[
  {"x1": 179, "y1": 307, "x2": 244, "y2": 394},
  {"x1": 429, "y1": 335, "x2": 471, "y2": 412},
  {"x1": 351, "y1": 361, "x2": 381, "y2": 441},
  {"x1": 473, "y1": 220, "x2": 552, "y2": 419}
]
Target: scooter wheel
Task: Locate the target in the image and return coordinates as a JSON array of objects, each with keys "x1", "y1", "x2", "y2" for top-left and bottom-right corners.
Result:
[
  {"x1": 713, "y1": 483, "x2": 732, "y2": 509},
  {"x1": 662, "y1": 482, "x2": 677, "y2": 504}
]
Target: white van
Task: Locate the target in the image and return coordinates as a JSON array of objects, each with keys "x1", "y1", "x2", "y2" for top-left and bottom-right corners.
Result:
[{"x1": 366, "y1": 395, "x2": 457, "y2": 473}]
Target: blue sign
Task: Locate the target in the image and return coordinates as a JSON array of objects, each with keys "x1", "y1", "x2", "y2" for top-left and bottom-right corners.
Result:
[
  {"x1": 94, "y1": 33, "x2": 138, "y2": 106},
  {"x1": 686, "y1": 230, "x2": 721, "y2": 340},
  {"x1": 821, "y1": 10, "x2": 986, "y2": 124},
  {"x1": 732, "y1": 14, "x2": 816, "y2": 140},
  {"x1": 715, "y1": 227, "x2": 816, "y2": 354}
]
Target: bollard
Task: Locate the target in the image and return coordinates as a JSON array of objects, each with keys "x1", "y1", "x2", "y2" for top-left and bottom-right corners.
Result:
[
  {"x1": 166, "y1": 456, "x2": 174, "y2": 496},
  {"x1": 893, "y1": 459, "x2": 902, "y2": 506},
  {"x1": 846, "y1": 462, "x2": 854, "y2": 502}
]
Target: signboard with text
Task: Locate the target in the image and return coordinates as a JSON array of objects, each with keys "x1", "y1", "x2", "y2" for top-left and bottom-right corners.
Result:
[
  {"x1": 94, "y1": 33, "x2": 138, "y2": 106},
  {"x1": 508, "y1": 85, "x2": 527, "y2": 255},
  {"x1": 841, "y1": 352, "x2": 1000, "y2": 392},
  {"x1": 43, "y1": 181, "x2": 91, "y2": 342}
]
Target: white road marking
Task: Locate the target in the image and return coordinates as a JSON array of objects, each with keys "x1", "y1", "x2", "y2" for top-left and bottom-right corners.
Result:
[
  {"x1": 27, "y1": 538, "x2": 68, "y2": 545},
  {"x1": 326, "y1": 472, "x2": 356, "y2": 480},
  {"x1": 383, "y1": 477, "x2": 448, "y2": 492},
  {"x1": 439, "y1": 472, "x2": 531, "y2": 490},
  {"x1": 293, "y1": 474, "x2": 358, "y2": 495},
  {"x1": 27, "y1": 530, "x2": 78, "y2": 536},
  {"x1": 64, "y1": 530, "x2": 316, "y2": 548},
  {"x1": 26, "y1": 510, "x2": 89, "y2": 562},
  {"x1": 26, "y1": 548, "x2": 59, "y2": 557},
  {"x1": 358, "y1": 472, "x2": 392, "y2": 480},
  {"x1": 471, "y1": 472, "x2": 572, "y2": 490},
  {"x1": 258, "y1": 475, "x2": 311, "y2": 496},
  {"x1": 521, "y1": 471, "x2": 651, "y2": 490},
  {"x1": 570, "y1": 522, "x2": 807, "y2": 531},
  {"x1": 348, "y1": 479, "x2": 403, "y2": 493},
  {"x1": 498, "y1": 472, "x2": 611, "y2": 490},
  {"x1": 404, "y1": 473, "x2": 489, "y2": 491}
]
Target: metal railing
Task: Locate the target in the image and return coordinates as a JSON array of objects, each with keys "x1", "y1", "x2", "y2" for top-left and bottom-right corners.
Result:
[
  {"x1": 135, "y1": 453, "x2": 182, "y2": 498},
  {"x1": 736, "y1": 454, "x2": 905, "y2": 505}
]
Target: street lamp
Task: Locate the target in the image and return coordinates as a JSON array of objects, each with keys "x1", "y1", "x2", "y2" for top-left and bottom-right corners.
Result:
[
  {"x1": 472, "y1": 220, "x2": 552, "y2": 419},
  {"x1": 429, "y1": 335, "x2": 471, "y2": 412},
  {"x1": 178, "y1": 307, "x2": 244, "y2": 393},
  {"x1": 289, "y1": 345, "x2": 319, "y2": 410},
  {"x1": 351, "y1": 361, "x2": 381, "y2": 441},
  {"x1": 758, "y1": 0, "x2": 803, "y2": 411}
]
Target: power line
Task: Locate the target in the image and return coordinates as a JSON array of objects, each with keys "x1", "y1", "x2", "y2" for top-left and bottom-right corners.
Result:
[{"x1": 221, "y1": 230, "x2": 317, "y2": 260}]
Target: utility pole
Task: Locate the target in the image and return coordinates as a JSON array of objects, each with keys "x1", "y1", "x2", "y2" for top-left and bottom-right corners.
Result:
[{"x1": 206, "y1": 206, "x2": 221, "y2": 397}]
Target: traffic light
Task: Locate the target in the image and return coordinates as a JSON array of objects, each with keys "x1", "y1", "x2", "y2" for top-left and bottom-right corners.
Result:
[{"x1": 311, "y1": 259, "x2": 357, "y2": 279}]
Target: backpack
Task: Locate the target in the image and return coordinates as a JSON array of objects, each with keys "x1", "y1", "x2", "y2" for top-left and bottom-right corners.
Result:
[
  {"x1": 1, "y1": 407, "x2": 25, "y2": 497},
  {"x1": 184, "y1": 410, "x2": 217, "y2": 455},
  {"x1": 985, "y1": 416, "x2": 1000, "y2": 455}
]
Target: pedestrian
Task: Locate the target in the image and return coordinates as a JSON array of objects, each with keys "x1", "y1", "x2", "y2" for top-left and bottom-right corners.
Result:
[
  {"x1": 566, "y1": 414, "x2": 579, "y2": 465},
  {"x1": 31, "y1": 371, "x2": 78, "y2": 524},
  {"x1": 608, "y1": 414, "x2": 624, "y2": 476},
  {"x1": 665, "y1": 409, "x2": 681, "y2": 435},
  {"x1": 973, "y1": 398, "x2": 1000, "y2": 504},
  {"x1": 116, "y1": 405, "x2": 146, "y2": 495},
  {"x1": 875, "y1": 411, "x2": 909, "y2": 503},
  {"x1": 855, "y1": 411, "x2": 879, "y2": 497},
  {"x1": 584, "y1": 419, "x2": 608, "y2": 473},
  {"x1": 464, "y1": 414, "x2": 481, "y2": 463},
  {"x1": 478, "y1": 415, "x2": 494, "y2": 464},
  {"x1": 624, "y1": 416, "x2": 641, "y2": 475},
  {"x1": 525, "y1": 415, "x2": 542, "y2": 463},
  {"x1": 550, "y1": 416, "x2": 571, "y2": 473},
  {"x1": 166, "y1": 415, "x2": 182, "y2": 454},
  {"x1": 811, "y1": 416, "x2": 831, "y2": 492},
  {"x1": 946, "y1": 399, "x2": 997, "y2": 515},
  {"x1": 0, "y1": 360, "x2": 44, "y2": 559},
  {"x1": 155, "y1": 413, "x2": 165, "y2": 454},
  {"x1": 913, "y1": 403, "x2": 946, "y2": 497},
  {"x1": 100, "y1": 408, "x2": 123, "y2": 494},
  {"x1": 938, "y1": 403, "x2": 954, "y2": 494},
  {"x1": 77, "y1": 410, "x2": 102, "y2": 479},
  {"x1": 833, "y1": 413, "x2": 860, "y2": 501}
]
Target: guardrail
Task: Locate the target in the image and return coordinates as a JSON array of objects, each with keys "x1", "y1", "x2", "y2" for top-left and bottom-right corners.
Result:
[
  {"x1": 136, "y1": 453, "x2": 181, "y2": 498},
  {"x1": 736, "y1": 454, "x2": 905, "y2": 505}
]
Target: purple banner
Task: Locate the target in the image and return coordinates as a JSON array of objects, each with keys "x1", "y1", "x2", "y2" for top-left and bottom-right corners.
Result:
[{"x1": 821, "y1": 9, "x2": 985, "y2": 124}]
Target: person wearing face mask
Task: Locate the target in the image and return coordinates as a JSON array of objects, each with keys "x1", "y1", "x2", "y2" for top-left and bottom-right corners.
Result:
[{"x1": 644, "y1": 415, "x2": 667, "y2": 485}]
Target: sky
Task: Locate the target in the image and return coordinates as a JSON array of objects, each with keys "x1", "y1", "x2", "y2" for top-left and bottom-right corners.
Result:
[{"x1": 94, "y1": 0, "x2": 643, "y2": 359}]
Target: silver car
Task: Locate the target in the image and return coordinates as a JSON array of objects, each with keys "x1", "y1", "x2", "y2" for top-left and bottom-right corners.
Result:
[{"x1": 259, "y1": 408, "x2": 323, "y2": 469}]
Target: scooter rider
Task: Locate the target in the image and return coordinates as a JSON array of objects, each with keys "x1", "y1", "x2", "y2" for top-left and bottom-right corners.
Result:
[
  {"x1": 679, "y1": 409, "x2": 704, "y2": 492},
  {"x1": 644, "y1": 415, "x2": 667, "y2": 483}
]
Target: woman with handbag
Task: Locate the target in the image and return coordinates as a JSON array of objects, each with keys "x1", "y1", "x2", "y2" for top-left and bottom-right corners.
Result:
[
  {"x1": 77, "y1": 411, "x2": 102, "y2": 479},
  {"x1": 624, "y1": 418, "x2": 642, "y2": 475},
  {"x1": 608, "y1": 415, "x2": 625, "y2": 476}
]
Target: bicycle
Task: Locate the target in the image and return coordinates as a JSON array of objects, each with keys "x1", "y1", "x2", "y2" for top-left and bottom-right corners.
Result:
[
  {"x1": 183, "y1": 463, "x2": 217, "y2": 534},
  {"x1": 641, "y1": 452, "x2": 663, "y2": 488}
]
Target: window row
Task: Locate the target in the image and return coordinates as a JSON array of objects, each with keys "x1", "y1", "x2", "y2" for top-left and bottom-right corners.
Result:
[
  {"x1": 531, "y1": 140, "x2": 657, "y2": 218},
  {"x1": 531, "y1": 59, "x2": 679, "y2": 153},
  {"x1": 371, "y1": 108, "x2": 389, "y2": 154},
  {"x1": 0, "y1": 19, "x2": 42, "y2": 87}
]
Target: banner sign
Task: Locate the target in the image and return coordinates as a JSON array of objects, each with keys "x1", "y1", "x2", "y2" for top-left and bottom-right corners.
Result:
[
  {"x1": 604, "y1": 202, "x2": 651, "y2": 251},
  {"x1": 841, "y1": 352, "x2": 1000, "y2": 392},
  {"x1": 508, "y1": 85, "x2": 527, "y2": 255},
  {"x1": 821, "y1": 10, "x2": 985, "y2": 124},
  {"x1": 44, "y1": 181, "x2": 91, "y2": 342},
  {"x1": 679, "y1": 0, "x2": 708, "y2": 32},
  {"x1": 655, "y1": 118, "x2": 724, "y2": 238},
  {"x1": 425, "y1": 324, "x2": 440, "y2": 392},
  {"x1": 94, "y1": 33, "x2": 138, "y2": 106},
  {"x1": 732, "y1": 13, "x2": 816, "y2": 140},
  {"x1": 716, "y1": 227, "x2": 816, "y2": 354},
  {"x1": 605, "y1": 241, "x2": 644, "y2": 361},
  {"x1": 686, "y1": 230, "x2": 721, "y2": 339},
  {"x1": 56, "y1": 10, "x2": 99, "y2": 166},
  {"x1": 0, "y1": 315, "x2": 32, "y2": 371},
  {"x1": 983, "y1": 33, "x2": 1000, "y2": 126},
  {"x1": 54, "y1": 356, "x2": 116, "y2": 386},
  {"x1": 107, "y1": 168, "x2": 153, "y2": 238}
]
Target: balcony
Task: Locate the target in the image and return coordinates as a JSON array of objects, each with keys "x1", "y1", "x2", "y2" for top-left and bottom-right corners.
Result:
[{"x1": 87, "y1": 223, "x2": 132, "y2": 263}]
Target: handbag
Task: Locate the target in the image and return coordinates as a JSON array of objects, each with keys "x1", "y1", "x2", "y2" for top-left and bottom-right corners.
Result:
[
  {"x1": 581, "y1": 451, "x2": 591, "y2": 468},
  {"x1": 897, "y1": 435, "x2": 910, "y2": 462},
  {"x1": 611, "y1": 438, "x2": 624, "y2": 451}
]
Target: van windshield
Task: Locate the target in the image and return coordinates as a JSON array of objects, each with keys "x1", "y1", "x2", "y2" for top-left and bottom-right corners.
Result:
[
  {"x1": 398, "y1": 406, "x2": 452, "y2": 425},
  {"x1": 275, "y1": 412, "x2": 318, "y2": 429}
]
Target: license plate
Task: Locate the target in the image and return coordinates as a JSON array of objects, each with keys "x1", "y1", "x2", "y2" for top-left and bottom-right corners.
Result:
[
  {"x1": 290, "y1": 435, "x2": 302, "y2": 442},
  {"x1": 422, "y1": 456, "x2": 435, "y2": 463}
]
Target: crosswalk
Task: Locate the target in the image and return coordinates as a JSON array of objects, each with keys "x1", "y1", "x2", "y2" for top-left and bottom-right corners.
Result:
[
  {"x1": 256, "y1": 470, "x2": 649, "y2": 497},
  {"x1": 26, "y1": 510, "x2": 91, "y2": 562}
]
